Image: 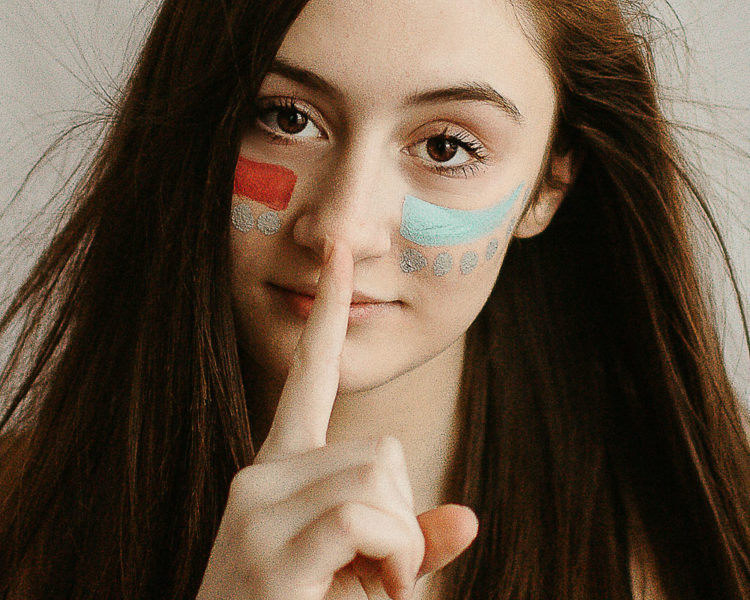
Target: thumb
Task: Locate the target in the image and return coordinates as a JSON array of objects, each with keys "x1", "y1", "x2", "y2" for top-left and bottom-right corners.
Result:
[{"x1": 416, "y1": 504, "x2": 479, "y2": 578}]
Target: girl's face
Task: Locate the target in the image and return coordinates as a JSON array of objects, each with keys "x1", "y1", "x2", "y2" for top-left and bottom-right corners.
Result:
[{"x1": 230, "y1": 0, "x2": 559, "y2": 393}]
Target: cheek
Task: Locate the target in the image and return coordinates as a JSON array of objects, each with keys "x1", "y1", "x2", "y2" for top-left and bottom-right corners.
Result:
[
  {"x1": 397, "y1": 183, "x2": 526, "y2": 279},
  {"x1": 399, "y1": 242, "x2": 503, "y2": 360},
  {"x1": 399, "y1": 237, "x2": 505, "y2": 278},
  {"x1": 231, "y1": 156, "x2": 298, "y2": 236},
  {"x1": 400, "y1": 184, "x2": 523, "y2": 248},
  {"x1": 233, "y1": 156, "x2": 297, "y2": 210}
]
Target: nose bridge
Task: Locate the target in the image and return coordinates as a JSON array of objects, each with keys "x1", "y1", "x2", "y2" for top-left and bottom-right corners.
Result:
[{"x1": 293, "y1": 135, "x2": 395, "y2": 261}]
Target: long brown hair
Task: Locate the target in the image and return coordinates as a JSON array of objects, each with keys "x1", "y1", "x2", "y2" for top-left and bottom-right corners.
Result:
[{"x1": 1, "y1": 1, "x2": 748, "y2": 599}]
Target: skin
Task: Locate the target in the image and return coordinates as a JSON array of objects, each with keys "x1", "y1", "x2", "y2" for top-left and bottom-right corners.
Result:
[{"x1": 210, "y1": 0, "x2": 573, "y2": 598}]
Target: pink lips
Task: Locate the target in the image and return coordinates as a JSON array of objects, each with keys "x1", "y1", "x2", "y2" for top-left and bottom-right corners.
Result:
[{"x1": 269, "y1": 284, "x2": 399, "y2": 322}]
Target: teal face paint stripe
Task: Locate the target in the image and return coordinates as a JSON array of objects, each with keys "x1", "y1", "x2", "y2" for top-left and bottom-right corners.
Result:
[{"x1": 400, "y1": 184, "x2": 524, "y2": 247}]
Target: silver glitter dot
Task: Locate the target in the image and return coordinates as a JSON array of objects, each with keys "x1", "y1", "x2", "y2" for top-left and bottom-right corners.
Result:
[
  {"x1": 433, "y1": 252, "x2": 453, "y2": 277},
  {"x1": 257, "y1": 211, "x2": 281, "y2": 235},
  {"x1": 486, "y1": 239, "x2": 499, "y2": 261},
  {"x1": 400, "y1": 248, "x2": 427, "y2": 273},
  {"x1": 460, "y1": 251, "x2": 479, "y2": 275},
  {"x1": 506, "y1": 217, "x2": 517, "y2": 237},
  {"x1": 231, "y1": 203, "x2": 254, "y2": 233}
]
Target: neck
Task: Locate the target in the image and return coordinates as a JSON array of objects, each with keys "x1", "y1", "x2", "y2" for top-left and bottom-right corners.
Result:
[
  {"x1": 326, "y1": 334, "x2": 466, "y2": 514},
  {"x1": 246, "y1": 334, "x2": 467, "y2": 514}
]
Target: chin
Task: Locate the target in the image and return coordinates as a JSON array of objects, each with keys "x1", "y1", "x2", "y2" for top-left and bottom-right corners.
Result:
[
  {"x1": 335, "y1": 346, "x2": 428, "y2": 396},
  {"x1": 335, "y1": 355, "x2": 391, "y2": 395},
  {"x1": 335, "y1": 368, "x2": 392, "y2": 396}
]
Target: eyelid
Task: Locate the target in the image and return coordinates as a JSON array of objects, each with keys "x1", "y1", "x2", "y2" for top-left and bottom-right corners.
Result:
[
  {"x1": 414, "y1": 125, "x2": 489, "y2": 159},
  {"x1": 255, "y1": 96, "x2": 330, "y2": 140},
  {"x1": 252, "y1": 98, "x2": 492, "y2": 179},
  {"x1": 405, "y1": 123, "x2": 491, "y2": 179},
  {"x1": 410, "y1": 119, "x2": 487, "y2": 146}
]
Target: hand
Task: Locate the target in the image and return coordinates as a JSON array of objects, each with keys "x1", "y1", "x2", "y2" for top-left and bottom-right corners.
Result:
[{"x1": 196, "y1": 241, "x2": 478, "y2": 600}]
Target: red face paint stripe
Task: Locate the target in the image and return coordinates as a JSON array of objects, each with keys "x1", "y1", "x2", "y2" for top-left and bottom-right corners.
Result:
[{"x1": 233, "y1": 156, "x2": 297, "y2": 211}]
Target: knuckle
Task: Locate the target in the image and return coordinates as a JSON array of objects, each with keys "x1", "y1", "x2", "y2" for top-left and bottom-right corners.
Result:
[
  {"x1": 228, "y1": 467, "x2": 251, "y2": 498},
  {"x1": 229, "y1": 464, "x2": 271, "y2": 505},
  {"x1": 355, "y1": 461, "x2": 387, "y2": 492},
  {"x1": 330, "y1": 502, "x2": 359, "y2": 538},
  {"x1": 374, "y1": 435, "x2": 404, "y2": 466}
]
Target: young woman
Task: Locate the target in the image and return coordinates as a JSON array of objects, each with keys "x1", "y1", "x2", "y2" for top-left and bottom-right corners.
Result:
[{"x1": 1, "y1": 0, "x2": 749, "y2": 599}]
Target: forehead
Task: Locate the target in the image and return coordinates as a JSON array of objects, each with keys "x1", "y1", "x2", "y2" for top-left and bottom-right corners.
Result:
[{"x1": 276, "y1": 0, "x2": 555, "y2": 121}]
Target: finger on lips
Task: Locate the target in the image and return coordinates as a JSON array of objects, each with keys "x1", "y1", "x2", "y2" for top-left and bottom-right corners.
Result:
[
  {"x1": 255, "y1": 239, "x2": 354, "y2": 462},
  {"x1": 247, "y1": 240, "x2": 427, "y2": 600}
]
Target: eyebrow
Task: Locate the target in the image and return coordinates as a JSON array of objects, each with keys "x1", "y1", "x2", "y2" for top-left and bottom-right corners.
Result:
[
  {"x1": 268, "y1": 58, "x2": 345, "y2": 102},
  {"x1": 268, "y1": 58, "x2": 524, "y2": 124},
  {"x1": 404, "y1": 83, "x2": 523, "y2": 124}
]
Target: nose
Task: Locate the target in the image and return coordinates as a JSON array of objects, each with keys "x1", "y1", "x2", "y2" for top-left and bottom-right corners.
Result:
[{"x1": 290, "y1": 141, "x2": 395, "y2": 263}]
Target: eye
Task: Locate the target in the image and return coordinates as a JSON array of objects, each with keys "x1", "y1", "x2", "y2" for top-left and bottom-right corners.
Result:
[
  {"x1": 406, "y1": 127, "x2": 489, "y2": 178},
  {"x1": 256, "y1": 98, "x2": 325, "y2": 140},
  {"x1": 416, "y1": 135, "x2": 472, "y2": 166}
]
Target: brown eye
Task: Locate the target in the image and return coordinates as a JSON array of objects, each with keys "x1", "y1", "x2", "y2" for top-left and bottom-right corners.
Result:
[
  {"x1": 257, "y1": 101, "x2": 323, "y2": 139},
  {"x1": 426, "y1": 136, "x2": 459, "y2": 162},
  {"x1": 277, "y1": 107, "x2": 308, "y2": 134},
  {"x1": 407, "y1": 127, "x2": 487, "y2": 177}
]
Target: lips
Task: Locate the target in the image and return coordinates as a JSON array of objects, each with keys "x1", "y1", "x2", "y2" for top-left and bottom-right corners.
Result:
[
  {"x1": 278, "y1": 283, "x2": 390, "y2": 304},
  {"x1": 268, "y1": 283, "x2": 400, "y2": 321}
]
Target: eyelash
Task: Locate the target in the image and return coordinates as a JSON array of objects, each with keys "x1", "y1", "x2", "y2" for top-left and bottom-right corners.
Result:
[
  {"x1": 423, "y1": 126, "x2": 489, "y2": 178},
  {"x1": 255, "y1": 96, "x2": 321, "y2": 145},
  {"x1": 254, "y1": 98, "x2": 490, "y2": 178}
]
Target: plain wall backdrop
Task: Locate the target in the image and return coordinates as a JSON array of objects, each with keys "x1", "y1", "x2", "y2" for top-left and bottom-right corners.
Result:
[{"x1": 1, "y1": 0, "x2": 749, "y2": 401}]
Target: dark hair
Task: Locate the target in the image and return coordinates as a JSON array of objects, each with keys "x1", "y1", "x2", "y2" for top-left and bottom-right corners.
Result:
[{"x1": 1, "y1": 1, "x2": 749, "y2": 599}]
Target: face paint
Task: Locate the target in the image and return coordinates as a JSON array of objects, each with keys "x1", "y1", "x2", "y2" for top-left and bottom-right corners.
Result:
[
  {"x1": 433, "y1": 252, "x2": 453, "y2": 277},
  {"x1": 485, "y1": 239, "x2": 499, "y2": 262},
  {"x1": 460, "y1": 251, "x2": 479, "y2": 275},
  {"x1": 257, "y1": 211, "x2": 282, "y2": 236},
  {"x1": 505, "y1": 188, "x2": 530, "y2": 238},
  {"x1": 400, "y1": 184, "x2": 524, "y2": 247},
  {"x1": 400, "y1": 248, "x2": 428, "y2": 273},
  {"x1": 233, "y1": 156, "x2": 297, "y2": 211},
  {"x1": 231, "y1": 203, "x2": 255, "y2": 233}
]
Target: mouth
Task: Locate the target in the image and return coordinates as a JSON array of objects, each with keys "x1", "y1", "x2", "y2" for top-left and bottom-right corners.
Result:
[{"x1": 268, "y1": 283, "x2": 402, "y2": 322}]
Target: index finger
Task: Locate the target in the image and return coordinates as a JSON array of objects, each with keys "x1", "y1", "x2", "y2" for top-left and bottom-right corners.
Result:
[{"x1": 256, "y1": 240, "x2": 354, "y2": 462}]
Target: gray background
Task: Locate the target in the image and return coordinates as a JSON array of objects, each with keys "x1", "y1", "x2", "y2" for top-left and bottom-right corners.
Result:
[{"x1": 1, "y1": 0, "x2": 748, "y2": 401}]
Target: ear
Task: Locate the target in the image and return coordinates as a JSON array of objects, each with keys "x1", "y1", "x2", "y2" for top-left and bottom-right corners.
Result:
[{"x1": 514, "y1": 151, "x2": 578, "y2": 238}]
